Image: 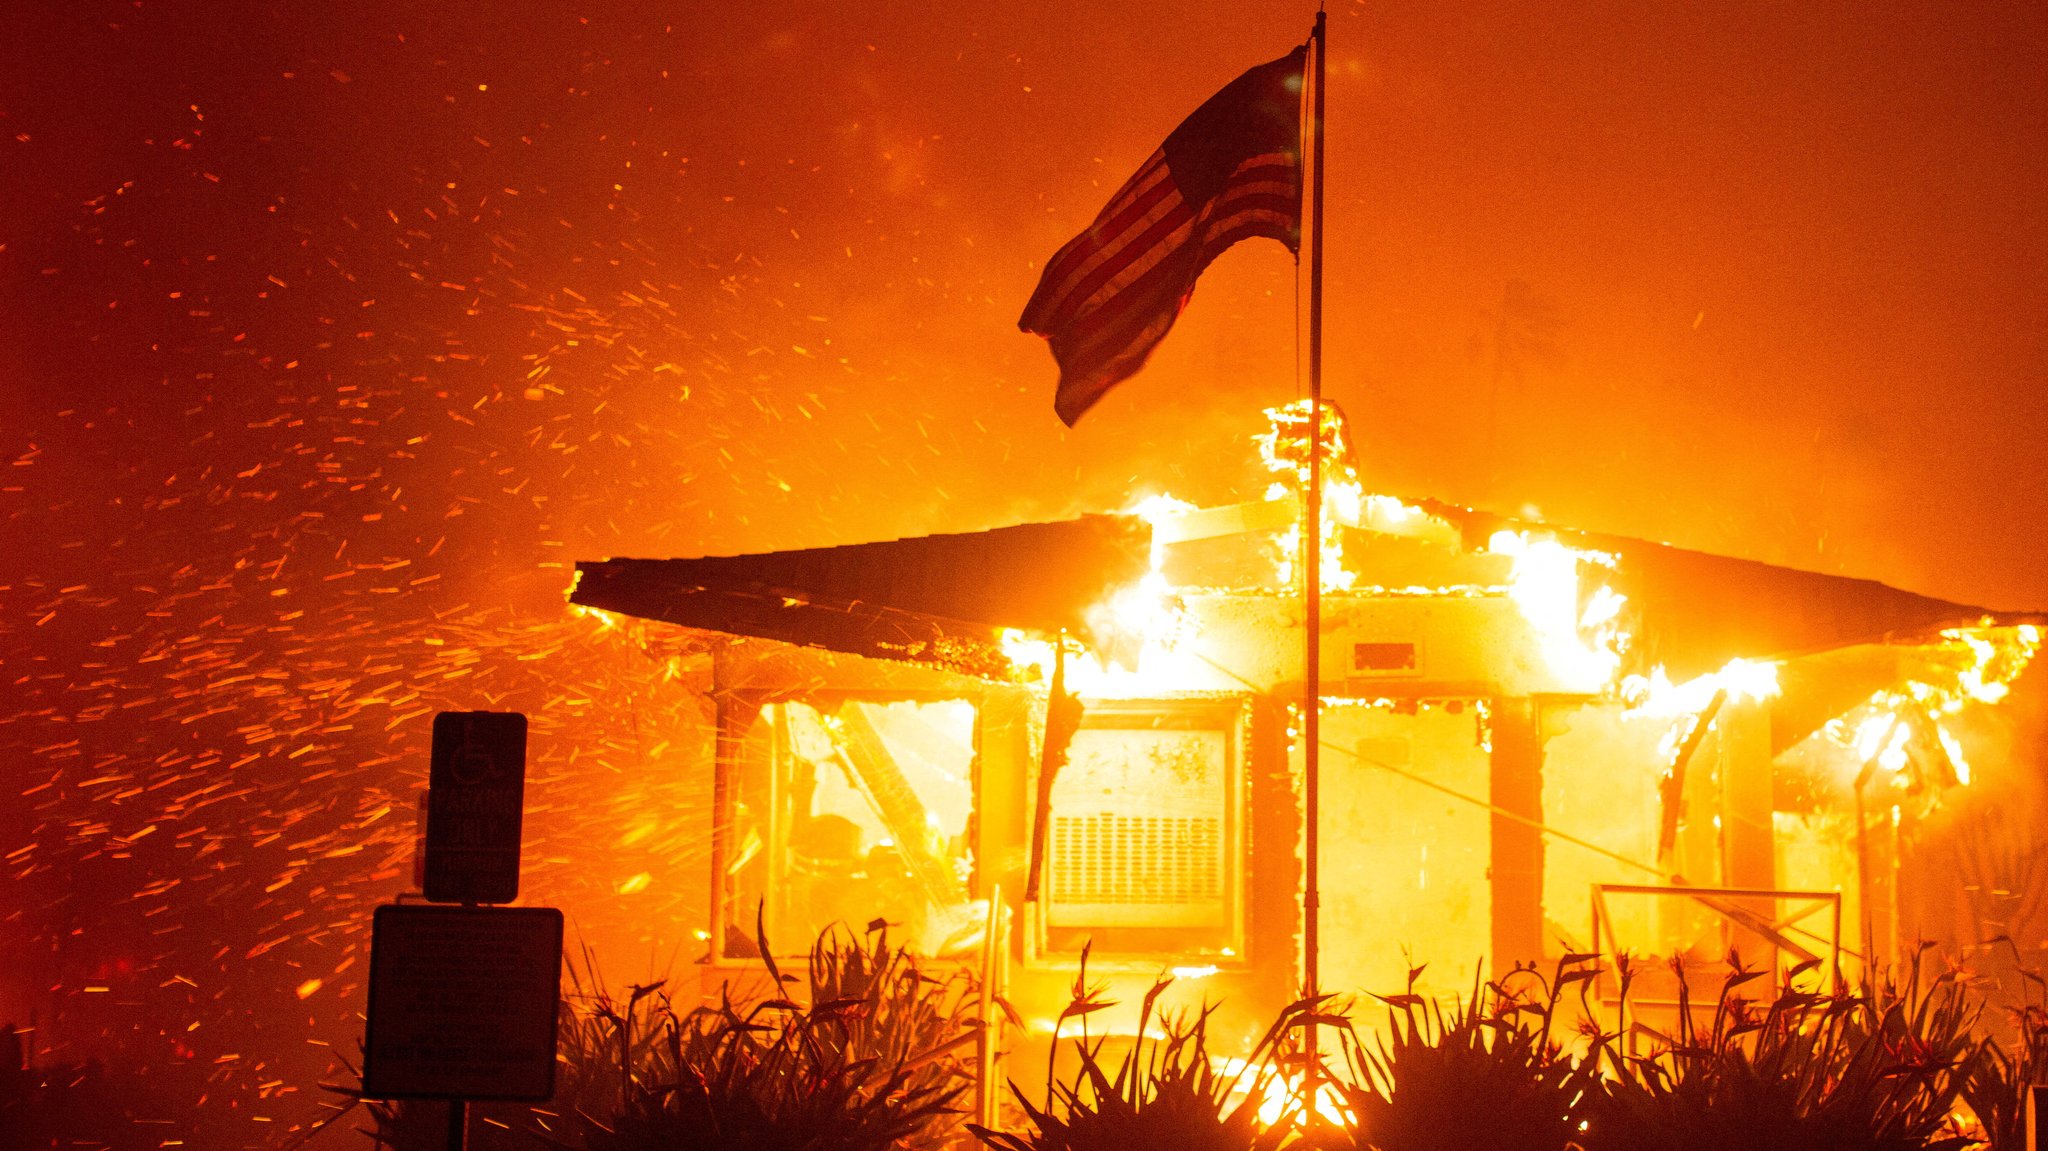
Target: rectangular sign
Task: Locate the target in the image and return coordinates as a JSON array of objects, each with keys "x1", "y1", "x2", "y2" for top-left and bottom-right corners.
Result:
[
  {"x1": 424, "y1": 710, "x2": 528, "y2": 905},
  {"x1": 362, "y1": 904, "x2": 562, "y2": 1101}
]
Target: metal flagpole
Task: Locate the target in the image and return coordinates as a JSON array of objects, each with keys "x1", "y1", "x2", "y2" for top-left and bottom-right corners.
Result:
[{"x1": 1301, "y1": 3, "x2": 1328, "y2": 1091}]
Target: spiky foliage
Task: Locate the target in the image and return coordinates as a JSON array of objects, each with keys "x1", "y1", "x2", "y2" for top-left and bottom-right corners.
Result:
[
  {"x1": 550, "y1": 916, "x2": 980, "y2": 1151},
  {"x1": 316, "y1": 918, "x2": 979, "y2": 1151},
  {"x1": 970, "y1": 946, "x2": 1299, "y2": 1151},
  {"x1": 1584, "y1": 950, "x2": 1976, "y2": 1151},
  {"x1": 1959, "y1": 939, "x2": 2048, "y2": 1150},
  {"x1": 1961, "y1": 1027, "x2": 2044, "y2": 1151},
  {"x1": 1320, "y1": 957, "x2": 1600, "y2": 1151}
]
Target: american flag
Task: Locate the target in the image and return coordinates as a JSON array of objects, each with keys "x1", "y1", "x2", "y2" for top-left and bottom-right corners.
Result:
[{"x1": 1022, "y1": 45, "x2": 1306, "y2": 426}]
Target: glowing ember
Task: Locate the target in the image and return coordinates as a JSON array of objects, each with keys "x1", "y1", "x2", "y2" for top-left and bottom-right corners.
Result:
[{"x1": 2, "y1": 11, "x2": 2038, "y2": 1148}]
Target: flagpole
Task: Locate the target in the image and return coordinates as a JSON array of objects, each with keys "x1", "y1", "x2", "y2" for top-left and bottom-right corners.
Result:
[{"x1": 1302, "y1": 2, "x2": 1327, "y2": 1087}]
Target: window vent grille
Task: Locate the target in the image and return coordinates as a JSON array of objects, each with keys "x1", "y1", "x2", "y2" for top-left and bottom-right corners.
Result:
[{"x1": 1048, "y1": 814, "x2": 1222, "y2": 906}]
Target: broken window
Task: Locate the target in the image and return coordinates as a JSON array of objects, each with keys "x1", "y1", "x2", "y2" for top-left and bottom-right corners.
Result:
[{"x1": 722, "y1": 697, "x2": 977, "y2": 959}]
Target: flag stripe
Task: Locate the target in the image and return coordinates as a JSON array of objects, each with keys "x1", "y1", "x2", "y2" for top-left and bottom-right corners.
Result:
[
  {"x1": 1022, "y1": 45, "x2": 1307, "y2": 425},
  {"x1": 1061, "y1": 205, "x2": 1289, "y2": 372},
  {"x1": 1045, "y1": 194, "x2": 1287, "y2": 417},
  {"x1": 1054, "y1": 308, "x2": 1179, "y2": 424},
  {"x1": 1029, "y1": 152, "x2": 1175, "y2": 305},
  {"x1": 1056, "y1": 251, "x2": 1195, "y2": 367},
  {"x1": 1049, "y1": 225, "x2": 1244, "y2": 422},
  {"x1": 1052, "y1": 159, "x2": 1297, "y2": 340},
  {"x1": 1029, "y1": 150, "x2": 1297, "y2": 334},
  {"x1": 1051, "y1": 264, "x2": 1206, "y2": 421},
  {"x1": 1035, "y1": 202, "x2": 1196, "y2": 334},
  {"x1": 1048, "y1": 198, "x2": 1297, "y2": 418},
  {"x1": 1028, "y1": 187, "x2": 1193, "y2": 333}
]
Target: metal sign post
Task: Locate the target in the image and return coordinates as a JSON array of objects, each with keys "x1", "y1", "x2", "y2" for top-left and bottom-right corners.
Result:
[{"x1": 366, "y1": 710, "x2": 556, "y2": 1151}]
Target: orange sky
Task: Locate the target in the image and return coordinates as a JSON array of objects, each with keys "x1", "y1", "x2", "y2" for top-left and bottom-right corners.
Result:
[
  {"x1": 4, "y1": 1, "x2": 2045, "y2": 610},
  {"x1": 2, "y1": 5, "x2": 2044, "y2": 1142}
]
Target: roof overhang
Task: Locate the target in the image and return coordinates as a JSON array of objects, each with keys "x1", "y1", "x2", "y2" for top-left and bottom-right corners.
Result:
[
  {"x1": 569, "y1": 515, "x2": 1151, "y2": 678},
  {"x1": 1416, "y1": 500, "x2": 2043, "y2": 682},
  {"x1": 571, "y1": 500, "x2": 2042, "y2": 687}
]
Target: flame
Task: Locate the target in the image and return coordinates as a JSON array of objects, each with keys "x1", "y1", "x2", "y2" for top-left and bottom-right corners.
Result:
[
  {"x1": 998, "y1": 577, "x2": 1195, "y2": 697},
  {"x1": 1816, "y1": 624, "x2": 2039, "y2": 792},
  {"x1": 1259, "y1": 399, "x2": 1363, "y2": 593},
  {"x1": 1621, "y1": 658, "x2": 1783, "y2": 765},
  {"x1": 1126, "y1": 492, "x2": 1199, "y2": 566},
  {"x1": 1010, "y1": 408, "x2": 1660, "y2": 698},
  {"x1": 997, "y1": 495, "x2": 1199, "y2": 696},
  {"x1": 1876, "y1": 717, "x2": 1912, "y2": 775},
  {"x1": 1837, "y1": 710, "x2": 1914, "y2": 781},
  {"x1": 1210, "y1": 1057, "x2": 1349, "y2": 1127},
  {"x1": 1916, "y1": 624, "x2": 2041, "y2": 712},
  {"x1": 1358, "y1": 493, "x2": 1459, "y2": 547},
  {"x1": 568, "y1": 601, "x2": 626, "y2": 630},
  {"x1": 1623, "y1": 657, "x2": 1782, "y2": 719},
  {"x1": 1486, "y1": 529, "x2": 1629, "y2": 687},
  {"x1": 1935, "y1": 722, "x2": 1971, "y2": 786}
]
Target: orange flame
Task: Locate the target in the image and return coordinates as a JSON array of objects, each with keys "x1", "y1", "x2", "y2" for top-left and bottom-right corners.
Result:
[
  {"x1": 1258, "y1": 399, "x2": 1363, "y2": 593},
  {"x1": 1486, "y1": 529, "x2": 1629, "y2": 689},
  {"x1": 1821, "y1": 624, "x2": 2040, "y2": 789}
]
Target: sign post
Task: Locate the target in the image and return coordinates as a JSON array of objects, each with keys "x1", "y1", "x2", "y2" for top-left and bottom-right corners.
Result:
[{"x1": 364, "y1": 710, "x2": 557, "y2": 1151}]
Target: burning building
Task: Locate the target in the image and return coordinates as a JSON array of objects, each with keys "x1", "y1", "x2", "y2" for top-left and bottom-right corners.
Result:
[{"x1": 565, "y1": 405, "x2": 2043, "y2": 1047}]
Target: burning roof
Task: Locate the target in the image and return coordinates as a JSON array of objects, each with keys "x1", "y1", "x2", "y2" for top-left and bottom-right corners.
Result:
[
  {"x1": 1407, "y1": 500, "x2": 2044, "y2": 683},
  {"x1": 571, "y1": 496, "x2": 2040, "y2": 688},
  {"x1": 570, "y1": 404, "x2": 2043, "y2": 716}
]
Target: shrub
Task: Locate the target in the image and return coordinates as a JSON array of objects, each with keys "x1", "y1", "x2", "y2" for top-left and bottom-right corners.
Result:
[
  {"x1": 544, "y1": 916, "x2": 979, "y2": 1151},
  {"x1": 1318, "y1": 958, "x2": 1601, "y2": 1151},
  {"x1": 320, "y1": 916, "x2": 981, "y2": 1151},
  {"x1": 317, "y1": 930, "x2": 2032, "y2": 1151},
  {"x1": 1964, "y1": 1008, "x2": 2048, "y2": 1150},
  {"x1": 1958, "y1": 939, "x2": 2048, "y2": 1150},
  {"x1": 1582, "y1": 950, "x2": 1976, "y2": 1151},
  {"x1": 970, "y1": 946, "x2": 1300, "y2": 1151}
]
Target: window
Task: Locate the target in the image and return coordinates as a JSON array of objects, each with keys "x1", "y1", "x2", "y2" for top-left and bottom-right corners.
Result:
[
  {"x1": 1035, "y1": 698, "x2": 1248, "y2": 960},
  {"x1": 722, "y1": 698, "x2": 978, "y2": 959}
]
